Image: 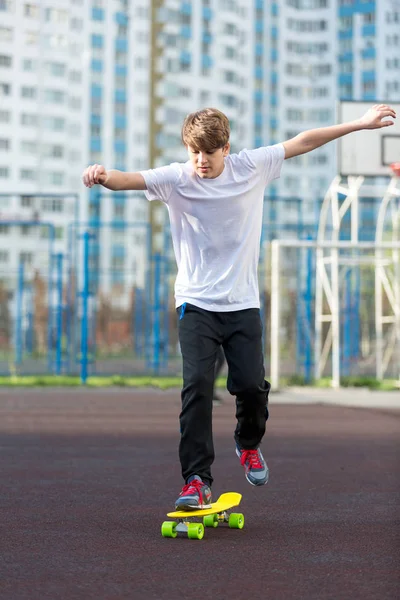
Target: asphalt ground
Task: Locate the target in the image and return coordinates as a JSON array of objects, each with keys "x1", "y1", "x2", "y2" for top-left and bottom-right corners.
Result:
[{"x1": 1, "y1": 388, "x2": 399, "y2": 600}]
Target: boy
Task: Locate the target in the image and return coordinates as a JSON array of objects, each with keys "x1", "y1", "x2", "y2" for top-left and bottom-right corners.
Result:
[{"x1": 83, "y1": 104, "x2": 396, "y2": 510}]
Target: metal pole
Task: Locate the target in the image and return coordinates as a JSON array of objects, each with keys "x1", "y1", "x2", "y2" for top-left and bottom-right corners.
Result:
[
  {"x1": 375, "y1": 261, "x2": 383, "y2": 380},
  {"x1": 26, "y1": 285, "x2": 34, "y2": 355},
  {"x1": 331, "y1": 247, "x2": 340, "y2": 388},
  {"x1": 46, "y1": 225, "x2": 55, "y2": 373},
  {"x1": 15, "y1": 261, "x2": 24, "y2": 366},
  {"x1": 314, "y1": 248, "x2": 323, "y2": 379},
  {"x1": 353, "y1": 265, "x2": 361, "y2": 362},
  {"x1": 145, "y1": 226, "x2": 152, "y2": 368},
  {"x1": 80, "y1": 232, "x2": 90, "y2": 384},
  {"x1": 149, "y1": 0, "x2": 165, "y2": 255},
  {"x1": 161, "y1": 254, "x2": 169, "y2": 367},
  {"x1": 343, "y1": 268, "x2": 351, "y2": 377},
  {"x1": 153, "y1": 253, "x2": 161, "y2": 374},
  {"x1": 270, "y1": 240, "x2": 280, "y2": 390},
  {"x1": 304, "y1": 243, "x2": 313, "y2": 382},
  {"x1": 134, "y1": 288, "x2": 142, "y2": 356},
  {"x1": 55, "y1": 253, "x2": 63, "y2": 375},
  {"x1": 295, "y1": 248, "x2": 303, "y2": 375},
  {"x1": 65, "y1": 222, "x2": 74, "y2": 374}
]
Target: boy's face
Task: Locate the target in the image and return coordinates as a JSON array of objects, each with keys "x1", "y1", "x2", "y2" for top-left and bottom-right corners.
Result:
[{"x1": 187, "y1": 143, "x2": 230, "y2": 179}]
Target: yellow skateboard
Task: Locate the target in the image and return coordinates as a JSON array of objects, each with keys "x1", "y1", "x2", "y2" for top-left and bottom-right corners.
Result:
[{"x1": 161, "y1": 492, "x2": 244, "y2": 540}]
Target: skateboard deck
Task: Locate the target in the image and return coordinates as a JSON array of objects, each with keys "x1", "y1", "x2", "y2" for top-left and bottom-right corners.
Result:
[{"x1": 162, "y1": 492, "x2": 243, "y2": 540}]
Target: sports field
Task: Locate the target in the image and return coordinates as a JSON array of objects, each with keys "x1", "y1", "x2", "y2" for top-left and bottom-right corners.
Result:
[{"x1": 1, "y1": 388, "x2": 399, "y2": 599}]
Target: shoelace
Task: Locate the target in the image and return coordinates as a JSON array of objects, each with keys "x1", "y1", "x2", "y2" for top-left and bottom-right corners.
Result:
[
  {"x1": 240, "y1": 449, "x2": 263, "y2": 470},
  {"x1": 180, "y1": 478, "x2": 205, "y2": 503}
]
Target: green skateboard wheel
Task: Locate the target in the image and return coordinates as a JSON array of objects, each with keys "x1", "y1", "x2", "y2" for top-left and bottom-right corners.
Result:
[
  {"x1": 228, "y1": 513, "x2": 244, "y2": 529},
  {"x1": 203, "y1": 514, "x2": 219, "y2": 528},
  {"x1": 187, "y1": 523, "x2": 204, "y2": 540},
  {"x1": 161, "y1": 521, "x2": 177, "y2": 538}
]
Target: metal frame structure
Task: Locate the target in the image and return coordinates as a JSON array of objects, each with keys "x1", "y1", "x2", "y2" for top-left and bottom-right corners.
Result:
[
  {"x1": 314, "y1": 175, "x2": 400, "y2": 386},
  {"x1": 270, "y1": 240, "x2": 400, "y2": 391},
  {"x1": 375, "y1": 172, "x2": 400, "y2": 380}
]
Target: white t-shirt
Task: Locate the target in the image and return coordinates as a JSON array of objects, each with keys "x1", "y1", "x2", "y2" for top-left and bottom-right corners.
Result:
[{"x1": 140, "y1": 144, "x2": 285, "y2": 312}]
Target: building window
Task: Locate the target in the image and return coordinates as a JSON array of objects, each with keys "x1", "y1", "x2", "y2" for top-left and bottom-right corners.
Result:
[
  {"x1": 91, "y1": 97, "x2": 102, "y2": 112},
  {"x1": 46, "y1": 61, "x2": 66, "y2": 77},
  {"x1": 0, "y1": 139, "x2": 10, "y2": 150},
  {"x1": 69, "y1": 70, "x2": 82, "y2": 83},
  {"x1": 24, "y1": 3, "x2": 39, "y2": 17},
  {"x1": 0, "y1": 27, "x2": 13, "y2": 41},
  {"x1": 69, "y1": 122, "x2": 81, "y2": 136},
  {"x1": 0, "y1": 250, "x2": 9, "y2": 263},
  {"x1": 112, "y1": 256, "x2": 124, "y2": 269},
  {"x1": 115, "y1": 51, "x2": 127, "y2": 66},
  {"x1": 22, "y1": 58, "x2": 36, "y2": 71},
  {"x1": 0, "y1": 110, "x2": 10, "y2": 123},
  {"x1": 0, "y1": 167, "x2": 9, "y2": 178},
  {"x1": 19, "y1": 252, "x2": 33, "y2": 265},
  {"x1": 115, "y1": 101, "x2": 126, "y2": 115},
  {"x1": 69, "y1": 150, "x2": 81, "y2": 163},
  {"x1": 21, "y1": 86, "x2": 36, "y2": 99},
  {"x1": 25, "y1": 31, "x2": 38, "y2": 45},
  {"x1": 70, "y1": 17, "x2": 83, "y2": 31},
  {"x1": 21, "y1": 195, "x2": 33, "y2": 207},
  {"x1": 46, "y1": 172, "x2": 64, "y2": 186},
  {"x1": 69, "y1": 96, "x2": 81, "y2": 110},
  {"x1": 91, "y1": 125, "x2": 101, "y2": 137},
  {"x1": 21, "y1": 225, "x2": 32, "y2": 236},
  {"x1": 113, "y1": 205, "x2": 125, "y2": 219},
  {"x1": 364, "y1": 12, "x2": 375, "y2": 24},
  {"x1": 0, "y1": 0, "x2": 14, "y2": 12},
  {"x1": 44, "y1": 34, "x2": 67, "y2": 49},
  {"x1": 0, "y1": 55, "x2": 12, "y2": 67},
  {"x1": 20, "y1": 169, "x2": 36, "y2": 180},
  {"x1": 43, "y1": 145, "x2": 64, "y2": 159},
  {"x1": 0, "y1": 82, "x2": 11, "y2": 96},
  {"x1": 224, "y1": 70, "x2": 236, "y2": 83},
  {"x1": 42, "y1": 198, "x2": 63, "y2": 212},
  {"x1": 45, "y1": 8, "x2": 67, "y2": 24},
  {"x1": 42, "y1": 116, "x2": 65, "y2": 131},
  {"x1": 44, "y1": 89, "x2": 65, "y2": 104},
  {"x1": 21, "y1": 113, "x2": 38, "y2": 126}
]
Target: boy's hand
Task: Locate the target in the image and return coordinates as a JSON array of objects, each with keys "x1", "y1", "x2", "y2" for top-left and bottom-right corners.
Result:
[
  {"x1": 82, "y1": 164, "x2": 108, "y2": 188},
  {"x1": 357, "y1": 104, "x2": 396, "y2": 130},
  {"x1": 391, "y1": 162, "x2": 400, "y2": 177}
]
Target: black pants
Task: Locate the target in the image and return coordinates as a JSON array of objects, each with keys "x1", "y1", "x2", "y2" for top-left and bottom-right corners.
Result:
[{"x1": 177, "y1": 303, "x2": 270, "y2": 487}]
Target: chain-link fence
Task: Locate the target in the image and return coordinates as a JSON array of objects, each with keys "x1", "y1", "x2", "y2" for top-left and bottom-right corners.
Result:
[{"x1": 2, "y1": 196, "x2": 398, "y2": 383}]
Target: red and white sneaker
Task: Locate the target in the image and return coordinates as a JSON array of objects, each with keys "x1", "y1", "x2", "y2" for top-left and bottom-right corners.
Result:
[
  {"x1": 236, "y1": 445, "x2": 269, "y2": 486},
  {"x1": 175, "y1": 475, "x2": 212, "y2": 511}
]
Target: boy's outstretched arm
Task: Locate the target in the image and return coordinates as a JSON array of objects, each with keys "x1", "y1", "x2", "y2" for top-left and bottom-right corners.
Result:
[
  {"x1": 282, "y1": 104, "x2": 396, "y2": 160},
  {"x1": 82, "y1": 164, "x2": 147, "y2": 191}
]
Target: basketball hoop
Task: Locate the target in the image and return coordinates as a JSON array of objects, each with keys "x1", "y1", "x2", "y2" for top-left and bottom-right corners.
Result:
[{"x1": 390, "y1": 162, "x2": 400, "y2": 177}]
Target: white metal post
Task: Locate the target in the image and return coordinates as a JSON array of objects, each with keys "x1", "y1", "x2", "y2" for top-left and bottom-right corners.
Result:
[
  {"x1": 375, "y1": 260, "x2": 384, "y2": 380},
  {"x1": 314, "y1": 248, "x2": 323, "y2": 379},
  {"x1": 331, "y1": 247, "x2": 340, "y2": 388}
]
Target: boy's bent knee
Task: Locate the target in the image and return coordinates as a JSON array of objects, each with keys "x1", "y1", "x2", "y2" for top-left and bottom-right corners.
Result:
[{"x1": 228, "y1": 379, "x2": 269, "y2": 398}]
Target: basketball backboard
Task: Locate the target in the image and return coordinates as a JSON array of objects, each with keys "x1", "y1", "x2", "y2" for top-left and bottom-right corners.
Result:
[{"x1": 337, "y1": 100, "x2": 400, "y2": 177}]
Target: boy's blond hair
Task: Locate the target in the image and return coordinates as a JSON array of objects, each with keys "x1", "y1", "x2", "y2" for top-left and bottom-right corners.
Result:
[{"x1": 181, "y1": 108, "x2": 230, "y2": 152}]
